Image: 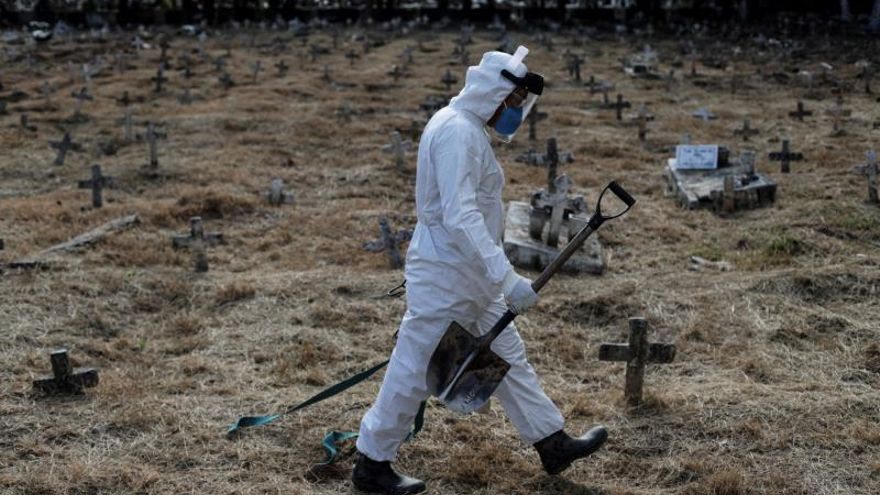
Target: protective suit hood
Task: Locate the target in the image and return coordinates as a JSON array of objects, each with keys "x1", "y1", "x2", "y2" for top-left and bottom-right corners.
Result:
[{"x1": 449, "y1": 51, "x2": 528, "y2": 123}]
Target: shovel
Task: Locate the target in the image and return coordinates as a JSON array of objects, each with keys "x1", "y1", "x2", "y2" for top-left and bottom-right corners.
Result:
[{"x1": 425, "y1": 181, "x2": 636, "y2": 414}]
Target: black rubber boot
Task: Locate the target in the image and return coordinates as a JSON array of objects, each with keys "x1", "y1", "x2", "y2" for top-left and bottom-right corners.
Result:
[
  {"x1": 352, "y1": 453, "x2": 426, "y2": 495},
  {"x1": 533, "y1": 426, "x2": 608, "y2": 475}
]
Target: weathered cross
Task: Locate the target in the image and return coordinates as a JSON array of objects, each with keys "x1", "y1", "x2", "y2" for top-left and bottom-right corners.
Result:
[
  {"x1": 267, "y1": 178, "x2": 294, "y2": 205},
  {"x1": 382, "y1": 131, "x2": 413, "y2": 173},
  {"x1": 77, "y1": 164, "x2": 114, "y2": 208},
  {"x1": 250, "y1": 60, "x2": 262, "y2": 83},
  {"x1": 825, "y1": 96, "x2": 851, "y2": 135},
  {"x1": 213, "y1": 57, "x2": 226, "y2": 72},
  {"x1": 49, "y1": 132, "x2": 78, "y2": 166},
  {"x1": 219, "y1": 72, "x2": 235, "y2": 90},
  {"x1": 527, "y1": 104, "x2": 549, "y2": 140},
  {"x1": 856, "y1": 150, "x2": 879, "y2": 204},
  {"x1": 769, "y1": 139, "x2": 804, "y2": 174},
  {"x1": 362, "y1": 217, "x2": 412, "y2": 269},
  {"x1": 20, "y1": 114, "x2": 36, "y2": 132},
  {"x1": 612, "y1": 94, "x2": 631, "y2": 121},
  {"x1": 0, "y1": 100, "x2": 7, "y2": 116},
  {"x1": 637, "y1": 105, "x2": 651, "y2": 142},
  {"x1": 151, "y1": 66, "x2": 168, "y2": 93},
  {"x1": 71, "y1": 87, "x2": 93, "y2": 120},
  {"x1": 733, "y1": 118, "x2": 760, "y2": 141},
  {"x1": 441, "y1": 69, "x2": 458, "y2": 92},
  {"x1": 598, "y1": 317, "x2": 676, "y2": 407},
  {"x1": 146, "y1": 122, "x2": 161, "y2": 169},
  {"x1": 172, "y1": 217, "x2": 225, "y2": 273},
  {"x1": 388, "y1": 64, "x2": 404, "y2": 83},
  {"x1": 32, "y1": 349, "x2": 99, "y2": 395},
  {"x1": 566, "y1": 53, "x2": 584, "y2": 82},
  {"x1": 275, "y1": 59, "x2": 289, "y2": 77},
  {"x1": 122, "y1": 107, "x2": 134, "y2": 142},
  {"x1": 346, "y1": 49, "x2": 359, "y2": 67},
  {"x1": 39, "y1": 81, "x2": 55, "y2": 109},
  {"x1": 789, "y1": 101, "x2": 812, "y2": 121}
]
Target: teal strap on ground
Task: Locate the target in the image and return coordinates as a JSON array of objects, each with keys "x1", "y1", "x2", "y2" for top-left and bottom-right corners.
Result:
[
  {"x1": 227, "y1": 359, "x2": 391, "y2": 438},
  {"x1": 316, "y1": 400, "x2": 427, "y2": 466}
]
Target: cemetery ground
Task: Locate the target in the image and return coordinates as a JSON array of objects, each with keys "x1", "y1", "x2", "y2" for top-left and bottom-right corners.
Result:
[{"x1": 1, "y1": 26, "x2": 879, "y2": 495}]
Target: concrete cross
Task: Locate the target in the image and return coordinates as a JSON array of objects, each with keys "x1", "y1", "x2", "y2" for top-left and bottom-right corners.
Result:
[
  {"x1": 527, "y1": 104, "x2": 549, "y2": 140},
  {"x1": 613, "y1": 94, "x2": 631, "y2": 121},
  {"x1": 734, "y1": 118, "x2": 760, "y2": 141},
  {"x1": 441, "y1": 69, "x2": 458, "y2": 91},
  {"x1": 382, "y1": 131, "x2": 413, "y2": 173},
  {"x1": 32, "y1": 349, "x2": 99, "y2": 395},
  {"x1": 363, "y1": 217, "x2": 412, "y2": 269},
  {"x1": 266, "y1": 178, "x2": 294, "y2": 206},
  {"x1": 172, "y1": 217, "x2": 225, "y2": 273},
  {"x1": 151, "y1": 66, "x2": 168, "y2": 93},
  {"x1": 769, "y1": 139, "x2": 804, "y2": 174},
  {"x1": 598, "y1": 317, "x2": 676, "y2": 407},
  {"x1": 275, "y1": 59, "x2": 289, "y2": 77},
  {"x1": 77, "y1": 164, "x2": 114, "y2": 208},
  {"x1": 789, "y1": 101, "x2": 812, "y2": 121},
  {"x1": 250, "y1": 60, "x2": 262, "y2": 83},
  {"x1": 825, "y1": 96, "x2": 851, "y2": 135},
  {"x1": 49, "y1": 132, "x2": 78, "y2": 166},
  {"x1": 692, "y1": 107, "x2": 717, "y2": 121}
]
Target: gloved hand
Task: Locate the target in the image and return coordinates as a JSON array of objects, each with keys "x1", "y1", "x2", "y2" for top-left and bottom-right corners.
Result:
[{"x1": 502, "y1": 270, "x2": 539, "y2": 314}]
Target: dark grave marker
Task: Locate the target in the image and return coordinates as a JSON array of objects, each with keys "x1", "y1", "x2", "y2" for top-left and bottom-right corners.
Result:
[
  {"x1": 250, "y1": 60, "x2": 262, "y2": 83},
  {"x1": 636, "y1": 105, "x2": 652, "y2": 142},
  {"x1": 70, "y1": 87, "x2": 93, "y2": 122},
  {"x1": 213, "y1": 57, "x2": 226, "y2": 72},
  {"x1": 825, "y1": 96, "x2": 851, "y2": 136},
  {"x1": 179, "y1": 88, "x2": 193, "y2": 105},
  {"x1": 0, "y1": 100, "x2": 7, "y2": 116},
  {"x1": 146, "y1": 122, "x2": 161, "y2": 169},
  {"x1": 346, "y1": 49, "x2": 359, "y2": 67},
  {"x1": 387, "y1": 64, "x2": 404, "y2": 83},
  {"x1": 19, "y1": 114, "x2": 36, "y2": 132},
  {"x1": 441, "y1": 69, "x2": 458, "y2": 92},
  {"x1": 336, "y1": 102, "x2": 354, "y2": 123},
  {"x1": 598, "y1": 317, "x2": 676, "y2": 407},
  {"x1": 855, "y1": 150, "x2": 878, "y2": 204},
  {"x1": 734, "y1": 118, "x2": 759, "y2": 141},
  {"x1": 362, "y1": 217, "x2": 412, "y2": 269},
  {"x1": 151, "y1": 66, "x2": 168, "y2": 94},
  {"x1": 382, "y1": 131, "x2": 413, "y2": 173},
  {"x1": 267, "y1": 178, "x2": 294, "y2": 206},
  {"x1": 77, "y1": 164, "x2": 113, "y2": 208},
  {"x1": 275, "y1": 59, "x2": 289, "y2": 77},
  {"x1": 789, "y1": 101, "x2": 812, "y2": 121},
  {"x1": 566, "y1": 52, "x2": 584, "y2": 82},
  {"x1": 49, "y1": 132, "x2": 79, "y2": 166},
  {"x1": 218, "y1": 72, "x2": 235, "y2": 90},
  {"x1": 527, "y1": 104, "x2": 549, "y2": 140},
  {"x1": 613, "y1": 94, "x2": 631, "y2": 121},
  {"x1": 32, "y1": 349, "x2": 99, "y2": 395},
  {"x1": 172, "y1": 217, "x2": 224, "y2": 273},
  {"x1": 769, "y1": 139, "x2": 803, "y2": 173}
]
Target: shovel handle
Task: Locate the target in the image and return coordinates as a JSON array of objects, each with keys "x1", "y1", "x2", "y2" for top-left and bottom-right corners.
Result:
[{"x1": 532, "y1": 180, "x2": 635, "y2": 293}]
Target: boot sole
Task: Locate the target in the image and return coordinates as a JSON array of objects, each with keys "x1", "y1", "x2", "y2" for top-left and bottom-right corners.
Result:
[
  {"x1": 544, "y1": 433, "x2": 608, "y2": 475},
  {"x1": 353, "y1": 479, "x2": 427, "y2": 495}
]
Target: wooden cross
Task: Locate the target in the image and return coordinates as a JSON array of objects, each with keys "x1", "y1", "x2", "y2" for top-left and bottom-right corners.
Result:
[
  {"x1": 117, "y1": 90, "x2": 131, "y2": 108},
  {"x1": 39, "y1": 81, "x2": 55, "y2": 109},
  {"x1": 637, "y1": 105, "x2": 651, "y2": 142},
  {"x1": 527, "y1": 105, "x2": 549, "y2": 141},
  {"x1": 857, "y1": 150, "x2": 879, "y2": 204},
  {"x1": 566, "y1": 53, "x2": 584, "y2": 82},
  {"x1": 613, "y1": 94, "x2": 631, "y2": 121},
  {"x1": 769, "y1": 139, "x2": 804, "y2": 174},
  {"x1": 71, "y1": 87, "x2": 93, "y2": 120},
  {"x1": 19, "y1": 114, "x2": 36, "y2": 132},
  {"x1": 346, "y1": 49, "x2": 359, "y2": 67},
  {"x1": 218, "y1": 72, "x2": 235, "y2": 90},
  {"x1": 441, "y1": 69, "x2": 458, "y2": 92},
  {"x1": 734, "y1": 118, "x2": 760, "y2": 141},
  {"x1": 250, "y1": 60, "x2": 262, "y2": 83},
  {"x1": 362, "y1": 217, "x2": 412, "y2": 269},
  {"x1": 145, "y1": 122, "x2": 165, "y2": 169},
  {"x1": 179, "y1": 55, "x2": 193, "y2": 79},
  {"x1": 172, "y1": 217, "x2": 225, "y2": 273},
  {"x1": 77, "y1": 164, "x2": 114, "y2": 208},
  {"x1": 213, "y1": 57, "x2": 226, "y2": 72},
  {"x1": 49, "y1": 132, "x2": 78, "y2": 166},
  {"x1": 33, "y1": 349, "x2": 99, "y2": 395},
  {"x1": 789, "y1": 101, "x2": 812, "y2": 121},
  {"x1": 722, "y1": 175, "x2": 736, "y2": 213},
  {"x1": 598, "y1": 317, "x2": 676, "y2": 407},
  {"x1": 267, "y1": 178, "x2": 294, "y2": 206},
  {"x1": 382, "y1": 131, "x2": 413, "y2": 173},
  {"x1": 151, "y1": 66, "x2": 168, "y2": 93},
  {"x1": 275, "y1": 59, "x2": 289, "y2": 77},
  {"x1": 387, "y1": 64, "x2": 404, "y2": 83}
]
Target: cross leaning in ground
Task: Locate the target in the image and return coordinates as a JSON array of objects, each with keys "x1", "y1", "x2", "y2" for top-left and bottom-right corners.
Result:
[
  {"x1": 33, "y1": 349, "x2": 99, "y2": 395},
  {"x1": 598, "y1": 317, "x2": 676, "y2": 407}
]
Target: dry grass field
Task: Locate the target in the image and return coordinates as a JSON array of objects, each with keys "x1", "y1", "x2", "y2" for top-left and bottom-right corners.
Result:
[{"x1": 1, "y1": 21, "x2": 879, "y2": 495}]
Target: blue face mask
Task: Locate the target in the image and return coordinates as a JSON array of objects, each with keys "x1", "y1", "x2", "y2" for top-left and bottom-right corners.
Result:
[{"x1": 493, "y1": 104, "x2": 523, "y2": 135}]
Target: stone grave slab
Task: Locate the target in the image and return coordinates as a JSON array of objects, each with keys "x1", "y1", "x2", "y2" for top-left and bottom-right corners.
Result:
[
  {"x1": 503, "y1": 201, "x2": 604, "y2": 275},
  {"x1": 664, "y1": 148, "x2": 776, "y2": 213}
]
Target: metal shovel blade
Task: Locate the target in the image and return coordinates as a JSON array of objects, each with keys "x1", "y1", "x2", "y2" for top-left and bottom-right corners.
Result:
[{"x1": 426, "y1": 320, "x2": 512, "y2": 414}]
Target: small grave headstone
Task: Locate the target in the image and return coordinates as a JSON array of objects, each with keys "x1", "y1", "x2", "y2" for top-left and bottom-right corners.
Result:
[
  {"x1": 768, "y1": 139, "x2": 803, "y2": 173},
  {"x1": 49, "y1": 132, "x2": 79, "y2": 166},
  {"x1": 172, "y1": 216, "x2": 224, "y2": 273},
  {"x1": 266, "y1": 178, "x2": 294, "y2": 205},
  {"x1": 77, "y1": 164, "x2": 113, "y2": 208},
  {"x1": 733, "y1": 118, "x2": 759, "y2": 141},
  {"x1": 789, "y1": 101, "x2": 812, "y2": 121},
  {"x1": 32, "y1": 349, "x2": 99, "y2": 395},
  {"x1": 362, "y1": 217, "x2": 412, "y2": 269},
  {"x1": 598, "y1": 317, "x2": 676, "y2": 407},
  {"x1": 382, "y1": 131, "x2": 413, "y2": 173}
]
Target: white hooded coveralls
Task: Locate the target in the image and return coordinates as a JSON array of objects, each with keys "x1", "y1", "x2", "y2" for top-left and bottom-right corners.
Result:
[{"x1": 357, "y1": 51, "x2": 565, "y2": 462}]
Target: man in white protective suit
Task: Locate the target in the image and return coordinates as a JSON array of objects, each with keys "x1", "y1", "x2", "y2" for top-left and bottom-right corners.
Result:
[{"x1": 353, "y1": 46, "x2": 608, "y2": 495}]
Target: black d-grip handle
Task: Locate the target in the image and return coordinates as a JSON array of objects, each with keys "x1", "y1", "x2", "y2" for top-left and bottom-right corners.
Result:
[{"x1": 608, "y1": 181, "x2": 636, "y2": 208}]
